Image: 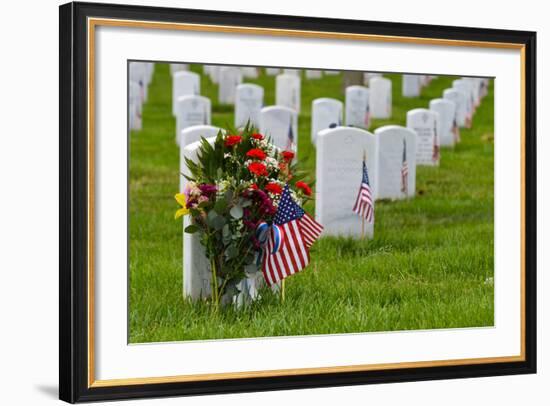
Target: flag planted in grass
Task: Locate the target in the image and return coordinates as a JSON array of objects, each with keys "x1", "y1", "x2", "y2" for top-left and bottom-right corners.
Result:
[
  {"x1": 353, "y1": 157, "x2": 374, "y2": 223},
  {"x1": 401, "y1": 138, "x2": 409, "y2": 195}
]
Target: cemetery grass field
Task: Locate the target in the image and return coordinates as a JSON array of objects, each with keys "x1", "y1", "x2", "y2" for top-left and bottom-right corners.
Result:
[{"x1": 129, "y1": 64, "x2": 494, "y2": 343}]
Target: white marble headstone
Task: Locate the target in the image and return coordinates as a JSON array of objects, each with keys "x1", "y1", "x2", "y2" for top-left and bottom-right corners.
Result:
[
  {"x1": 178, "y1": 124, "x2": 221, "y2": 148},
  {"x1": 174, "y1": 95, "x2": 211, "y2": 142},
  {"x1": 369, "y1": 77, "x2": 392, "y2": 119},
  {"x1": 464, "y1": 77, "x2": 481, "y2": 108},
  {"x1": 406, "y1": 108, "x2": 439, "y2": 166},
  {"x1": 480, "y1": 78, "x2": 490, "y2": 98},
  {"x1": 181, "y1": 137, "x2": 217, "y2": 299},
  {"x1": 204, "y1": 65, "x2": 220, "y2": 84},
  {"x1": 311, "y1": 98, "x2": 343, "y2": 145},
  {"x1": 179, "y1": 126, "x2": 222, "y2": 189},
  {"x1": 265, "y1": 68, "x2": 281, "y2": 76},
  {"x1": 235, "y1": 84, "x2": 264, "y2": 129},
  {"x1": 402, "y1": 74, "x2": 421, "y2": 98},
  {"x1": 429, "y1": 98, "x2": 456, "y2": 147},
  {"x1": 443, "y1": 88, "x2": 467, "y2": 128},
  {"x1": 172, "y1": 71, "x2": 200, "y2": 116},
  {"x1": 170, "y1": 63, "x2": 189, "y2": 75},
  {"x1": 259, "y1": 106, "x2": 298, "y2": 154},
  {"x1": 345, "y1": 85, "x2": 370, "y2": 129},
  {"x1": 305, "y1": 70, "x2": 323, "y2": 79},
  {"x1": 129, "y1": 62, "x2": 149, "y2": 103},
  {"x1": 453, "y1": 79, "x2": 474, "y2": 125},
  {"x1": 374, "y1": 125, "x2": 417, "y2": 199},
  {"x1": 275, "y1": 74, "x2": 301, "y2": 113},
  {"x1": 363, "y1": 72, "x2": 382, "y2": 84},
  {"x1": 218, "y1": 66, "x2": 243, "y2": 104},
  {"x1": 144, "y1": 63, "x2": 154, "y2": 85},
  {"x1": 315, "y1": 127, "x2": 378, "y2": 239},
  {"x1": 241, "y1": 67, "x2": 259, "y2": 79},
  {"x1": 129, "y1": 81, "x2": 142, "y2": 131},
  {"x1": 283, "y1": 69, "x2": 301, "y2": 77},
  {"x1": 324, "y1": 70, "x2": 340, "y2": 75}
]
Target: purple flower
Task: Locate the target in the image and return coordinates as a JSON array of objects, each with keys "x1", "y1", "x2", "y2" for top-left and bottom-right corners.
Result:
[
  {"x1": 243, "y1": 219, "x2": 256, "y2": 230},
  {"x1": 199, "y1": 183, "x2": 217, "y2": 196}
]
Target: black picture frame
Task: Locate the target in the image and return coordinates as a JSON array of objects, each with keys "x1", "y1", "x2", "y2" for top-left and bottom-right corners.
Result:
[{"x1": 59, "y1": 1, "x2": 537, "y2": 403}]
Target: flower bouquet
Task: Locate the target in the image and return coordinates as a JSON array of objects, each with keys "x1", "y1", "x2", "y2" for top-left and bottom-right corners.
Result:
[{"x1": 175, "y1": 125, "x2": 321, "y2": 310}]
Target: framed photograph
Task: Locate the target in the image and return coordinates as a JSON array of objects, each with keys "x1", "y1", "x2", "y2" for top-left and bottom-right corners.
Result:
[{"x1": 59, "y1": 1, "x2": 536, "y2": 403}]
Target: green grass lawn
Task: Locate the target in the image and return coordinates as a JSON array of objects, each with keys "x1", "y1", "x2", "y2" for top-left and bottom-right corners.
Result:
[{"x1": 129, "y1": 64, "x2": 494, "y2": 343}]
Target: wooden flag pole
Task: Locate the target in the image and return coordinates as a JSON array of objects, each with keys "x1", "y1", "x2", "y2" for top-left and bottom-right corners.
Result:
[
  {"x1": 281, "y1": 280, "x2": 286, "y2": 302},
  {"x1": 361, "y1": 149, "x2": 367, "y2": 240}
]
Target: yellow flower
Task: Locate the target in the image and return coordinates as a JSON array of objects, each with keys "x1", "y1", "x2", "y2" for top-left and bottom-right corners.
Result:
[{"x1": 174, "y1": 193, "x2": 190, "y2": 219}]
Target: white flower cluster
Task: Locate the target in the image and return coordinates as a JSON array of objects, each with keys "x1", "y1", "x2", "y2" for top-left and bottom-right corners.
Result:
[
  {"x1": 216, "y1": 179, "x2": 232, "y2": 194},
  {"x1": 265, "y1": 156, "x2": 278, "y2": 170}
]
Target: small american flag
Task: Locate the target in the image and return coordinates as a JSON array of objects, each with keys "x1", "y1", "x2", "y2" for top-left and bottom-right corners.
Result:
[
  {"x1": 401, "y1": 139, "x2": 409, "y2": 195},
  {"x1": 285, "y1": 117, "x2": 295, "y2": 151},
  {"x1": 365, "y1": 102, "x2": 371, "y2": 128},
  {"x1": 452, "y1": 117, "x2": 461, "y2": 143},
  {"x1": 352, "y1": 157, "x2": 374, "y2": 223},
  {"x1": 295, "y1": 202, "x2": 323, "y2": 249},
  {"x1": 138, "y1": 79, "x2": 145, "y2": 103},
  {"x1": 261, "y1": 185, "x2": 310, "y2": 286}
]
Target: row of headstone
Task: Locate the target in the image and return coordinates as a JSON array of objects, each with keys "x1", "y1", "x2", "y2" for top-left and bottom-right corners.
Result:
[
  {"x1": 309, "y1": 81, "x2": 382, "y2": 144},
  {"x1": 202, "y1": 65, "x2": 331, "y2": 85},
  {"x1": 175, "y1": 91, "x2": 297, "y2": 156},
  {"x1": 404, "y1": 77, "x2": 454, "y2": 166},
  {"x1": 314, "y1": 76, "x2": 490, "y2": 240},
  {"x1": 129, "y1": 62, "x2": 155, "y2": 131},
  {"x1": 315, "y1": 125, "x2": 417, "y2": 238},
  {"x1": 403, "y1": 76, "x2": 489, "y2": 167}
]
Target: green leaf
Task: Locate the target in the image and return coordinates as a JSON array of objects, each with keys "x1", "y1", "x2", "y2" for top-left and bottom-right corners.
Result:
[
  {"x1": 222, "y1": 224, "x2": 230, "y2": 238},
  {"x1": 226, "y1": 243, "x2": 238, "y2": 259},
  {"x1": 184, "y1": 224, "x2": 199, "y2": 234},
  {"x1": 212, "y1": 215, "x2": 226, "y2": 230},
  {"x1": 206, "y1": 210, "x2": 218, "y2": 227},
  {"x1": 230, "y1": 205, "x2": 243, "y2": 219},
  {"x1": 224, "y1": 189, "x2": 234, "y2": 204},
  {"x1": 214, "y1": 199, "x2": 228, "y2": 214}
]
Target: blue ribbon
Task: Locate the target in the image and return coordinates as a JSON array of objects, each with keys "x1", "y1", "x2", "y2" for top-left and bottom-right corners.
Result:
[{"x1": 255, "y1": 222, "x2": 284, "y2": 265}]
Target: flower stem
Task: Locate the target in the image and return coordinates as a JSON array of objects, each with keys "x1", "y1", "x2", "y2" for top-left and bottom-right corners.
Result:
[{"x1": 210, "y1": 257, "x2": 219, "y2": 312}]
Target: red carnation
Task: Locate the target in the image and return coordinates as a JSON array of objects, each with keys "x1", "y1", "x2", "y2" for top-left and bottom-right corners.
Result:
[
  {"x1": 249, "y1": 183, "x2": 258, "y2": 190},
  {"x1": 246, "y1": 148, "x2": 267, "y2": 160},
  {"x1": 248, "y1": 162, "x2": 268, "y2": 177},
  {"x1": 265, "y1": 182, "x2": 283, "y2": 195},
  {"x1": 281, "y1": 150, "x2": 295, "y2": 162},
  {"x1": 296, "y1": 181, "x2": 312, "y2": 196},
  {"x1": 225, "y1": 135, "x2": 242, "y2": 147},
  {"x1": 251, "y1": 133, "x2": 264, "y2": 140}
]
